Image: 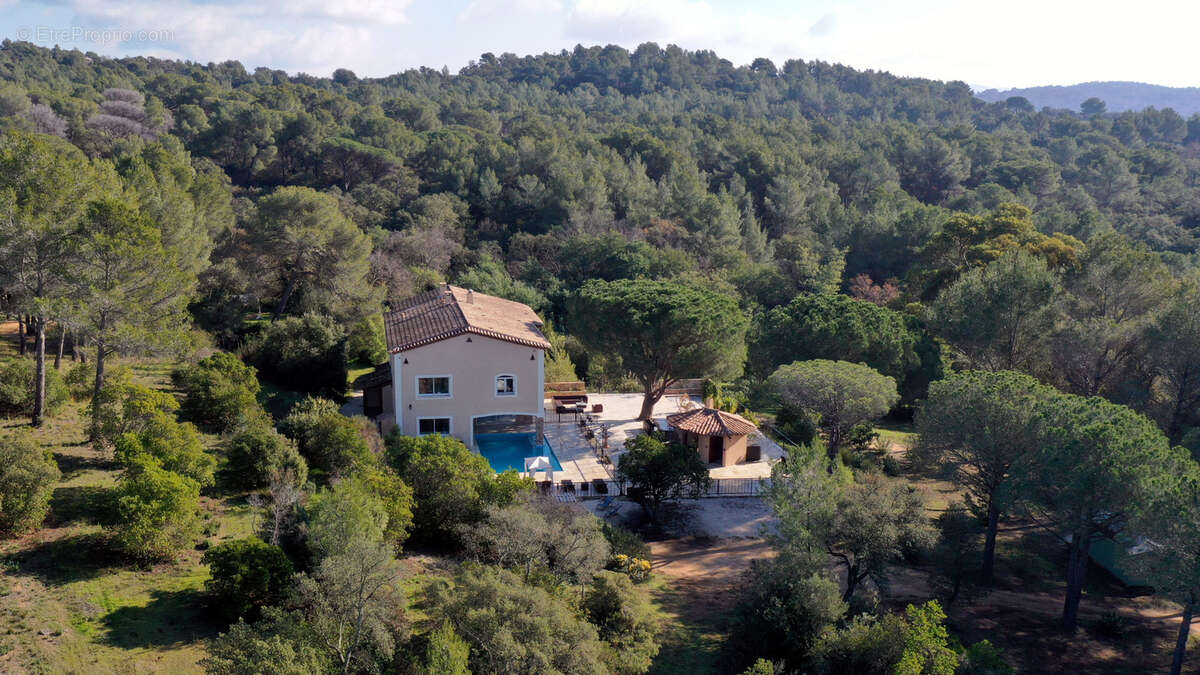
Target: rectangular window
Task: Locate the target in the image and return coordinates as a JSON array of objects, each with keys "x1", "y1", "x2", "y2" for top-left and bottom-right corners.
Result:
[
  {"x1": 496, "y1": 374, "x2": 516, "y2": 396},
  {"x1": 418, "y1": 417, "x2": 451, "y2": 435},
  {"x1": 417, "y1": 376, "x2": 451, "y2": 397}
]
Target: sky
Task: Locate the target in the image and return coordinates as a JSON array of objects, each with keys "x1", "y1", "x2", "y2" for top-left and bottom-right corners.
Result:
[{"x1": 1, "y1": 0, "x2": 1198, "y2": 90}]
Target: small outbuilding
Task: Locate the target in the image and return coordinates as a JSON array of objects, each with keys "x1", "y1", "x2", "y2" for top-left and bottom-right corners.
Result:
[{"x1": 665, "y1": 407, "x2": 760, "y2": 467}]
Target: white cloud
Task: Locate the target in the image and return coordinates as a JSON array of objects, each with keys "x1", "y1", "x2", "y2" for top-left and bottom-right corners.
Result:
[
  {"x1": 564, "y1": 0, "x2": 818, "y2": 66},
  {"x1": 286, "y1": 0, "x2": 413, "y2": 25},
  {"x1": 808, "y1": 12, "x2": 836, "y2": 37},
  {"x1": 566, "y1": 0, "x2": 690, "y2": 42},
  {"x1": 52, "y1": 0, "x2": 411, "y2": 75},
  {"x1": 70, "y1": 0, "x2": 413, "y2": 26},
  {"x1": 12, "y1": 0, "x2": 1200, "y2": 87},
  {"x1": 458, "y1": 0, "x2": 563, "y2": 24}
]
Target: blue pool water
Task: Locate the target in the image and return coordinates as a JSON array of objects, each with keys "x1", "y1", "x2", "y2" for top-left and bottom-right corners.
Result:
[{"x1": 476, "y1": 432, "x2": 564, "y2": 474}]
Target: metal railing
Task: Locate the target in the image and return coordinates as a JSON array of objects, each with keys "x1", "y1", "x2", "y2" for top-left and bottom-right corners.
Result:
[
  {"x1": 576, "y1": 477, "x2": 770, "y2": 499},
  {"x1": 704, "y1": 477, "x2": 771, "y2": 496}
]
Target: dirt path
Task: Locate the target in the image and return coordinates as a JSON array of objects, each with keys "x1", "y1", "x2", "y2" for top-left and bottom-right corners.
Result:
[
  {"x1": 646, "y1": 530, "x2": 1191, "y2": 673},
  {"x1": 649, "y1": 537, "x2": 774, "y2": 622},
  {"x1": 645, "y1": 537, "x2": 774, "y2": 674},
  {"x1": 0, "y1": 319, "x2": 23, "y2": 356}
]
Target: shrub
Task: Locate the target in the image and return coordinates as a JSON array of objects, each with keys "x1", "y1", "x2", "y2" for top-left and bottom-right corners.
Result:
[
  {"x1": 63, "y1": 361, "x2": 102, "y2": 400},
  {"x1": 202, "y1": 607, "x2": 330, "y2": 675},
  {"x1": 303, "y1": 414, "x2": 374, "y2": 478},
  {"x1": 223, "y1": 420, "x2": 307, "y2": 490},
  {"x1": 174, "y1": 352, "x2": 263, "y2": 432},
  {"x1": 436, "y1": 564, "x2": 608, "y2": 674},
  {"x1": 0, "y1": 433, "x2": 61, "y2": 535},
  {"x1": 386, "y1": 432, "x2": 530, "y2": 546},
  {"x1": 305, "y1": 476, "x2": 389, "y2": 559},
  {"x1": 109, "y1": 454, "x2": 202, "y2": 562},
  {"x1": 601, "y1": 521, "x2": 650, "y2": 560},
  {"x1": 731, "y1": 556, "x2": 847, "y2": 671},
  {"x1": 202, "y1": 537, "x2": 295, "y2": 622},
  {"x1": 809, "y1": 601, "x2": 961, "y2": 675},
  {"x1": 1181, "y1": 427, "x2": 1200, "y2": 462},
  {"x1": 113, "y1": 411, "x2": 216, "y2": 488},
  {"x1": 1093, "y1": 610, "x2": 1127, "y2": 641},
  {"x1": 0, "y1": 358, "x2": 68, "y2": 417},
  {"x1": 895, "y1": 601, "x2": 958, "y2": 675},
  {"x1": 424, "y1": 621, "x2": 470, "y2": 675},
  {"x1": 809, "y1": 612, "x2": 906, "y2": 674},
  {"x1": 345, "y1": 314, "x2": 387, "y2": 366},
  {"x1": 838, "y1": 423, "x2": 886, "y2": 472},
  {"x1": 91, "y1": 375, "x2": 180, "y2": 447},
  {"x1": 293, "y1": 536, "x2": 408, "y2": 671},
  {"x1": 959, "y1": 640, "x2": 1013, "y2": 675},
  {"x1": 243, "y1": 313, "x2": 348, "y2": 398},
  {"x1": 612, "y1": 554, "x2": 652, "y2": 582},
  {"x1": 460, "y1": 499, "x2": 609, "y2": 585},
  {"x1": 772, "y1": 406, "x2": 816, "y2": 446},
  {"x1": 281, "y1": 397, "x2": 373, "y2": 479},
  {"x1": 279, "y1": 396, "x2": 340, "y2": 445},
  {"x1": 360, "y1": 467, "x2": 414, "y2": 554},
  {"x1": 584, "y1": 570, "x2": 661, "y2": 674},
  {"x1": 740, "y1": 660, "x2": 778, "y2": 675}
]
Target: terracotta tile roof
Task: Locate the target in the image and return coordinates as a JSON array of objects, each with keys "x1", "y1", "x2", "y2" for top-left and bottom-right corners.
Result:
[
  {"x1": 666, "y1": 407, "x2": 758, "y2": 437},
  {"x1": 383, "y1": 284, "x2": 550, "y2": 353}
]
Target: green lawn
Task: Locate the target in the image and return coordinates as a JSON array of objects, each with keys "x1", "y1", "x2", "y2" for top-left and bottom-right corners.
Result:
[
  {"x1": 0, "y1": 353, "x2": 244, "y2": 673},
  {"x1": 646, "y1": 575, "x2": 728, "y2": 674},
  {"x1": 874, "y1": 421, "x2": 916, "y2": 450}
]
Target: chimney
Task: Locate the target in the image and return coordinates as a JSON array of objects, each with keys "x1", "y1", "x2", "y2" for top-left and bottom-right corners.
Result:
[{"x1": 467, "y1": 289, "x2": 474, "y2": 303}]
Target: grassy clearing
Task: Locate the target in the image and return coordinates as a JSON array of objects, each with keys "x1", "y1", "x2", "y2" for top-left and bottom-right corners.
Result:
[
  {"x1": 874, "y1": 422, "x2": 916, "y2": 451},
  {"x1": 645, "y1": 574, "x2": 727, "y2": 675},
  {"x1": 0, "y1": 334, "x2": 239, "y2": 673},
  {"x1": 347, "y1": 365, "x2": 373, "y2": 388}
]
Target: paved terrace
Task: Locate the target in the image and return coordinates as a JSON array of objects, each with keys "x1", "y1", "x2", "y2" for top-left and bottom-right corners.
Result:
[{"x1": 542, "y1": 393, "x2": 784, "y2": 488}]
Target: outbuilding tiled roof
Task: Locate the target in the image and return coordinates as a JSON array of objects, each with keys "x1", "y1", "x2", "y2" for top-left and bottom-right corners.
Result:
[
  {"x1": 383, "y1": 284, "x2": 551, "y2": 353},
  {"x1": 666, "y1": 407, "x2": 758, "y2": 437}
]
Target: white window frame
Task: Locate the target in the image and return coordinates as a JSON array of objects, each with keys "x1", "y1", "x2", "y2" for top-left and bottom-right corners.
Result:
[
  {"x1": 417, "y1": 416, "x2": 453, "y2": 436},
  {"x1": 415, "y1": 375, "x2": 452, "y2": 399},
  {"x1": 495, "y1": 373, "x2": 517, "y2": 397}
]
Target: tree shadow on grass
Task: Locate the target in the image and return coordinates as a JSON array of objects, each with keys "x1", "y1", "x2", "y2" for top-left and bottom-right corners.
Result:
[
  {"x1": 53, "y1": 451, "x2": 117, "y2": 477},
  {"x1": 100, "y1": 587, "x2": 219, "y2": 649},
  {"x1": 4, "y1": 531, "x2": 113, "y2": 585},
  {"x1": 50, "y1": 485, "x2": 114, "y2": 526}
]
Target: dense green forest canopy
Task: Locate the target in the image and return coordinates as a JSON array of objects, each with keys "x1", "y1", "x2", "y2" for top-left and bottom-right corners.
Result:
[
  {"x1": 2, "y1": 39, "x2": 1200, "y2": 436},
  {"x1": 3, "y1": 39, "x2": 1200, "y2": 268},
  {"x1": 6, "y1": 38, "x2": 1200, "y2": 674}
]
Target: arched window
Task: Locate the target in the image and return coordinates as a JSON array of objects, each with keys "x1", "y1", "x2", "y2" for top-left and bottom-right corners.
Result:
[{"x1": 495, "y1": 374, "x2": 516, "y2": 396}]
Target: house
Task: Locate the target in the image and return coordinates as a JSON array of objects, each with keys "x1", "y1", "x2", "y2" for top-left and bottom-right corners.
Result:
[
  {"x1": 664, "y1": 407, "x2": 761, "y2": 466},
  {"x1": 359, "y1": 284, "x2": 550, "y2": 452}
]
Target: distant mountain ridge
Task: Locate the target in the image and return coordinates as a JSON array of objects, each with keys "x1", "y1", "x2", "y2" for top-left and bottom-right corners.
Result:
[{"x1": 975, "y1": 81, "x2": 1200, "y2": 115}]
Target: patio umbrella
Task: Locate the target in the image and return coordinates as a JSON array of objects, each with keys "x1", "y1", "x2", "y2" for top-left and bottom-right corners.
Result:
[{"x1": 524, "y1": 455, "x2": 554, "y2": 483}]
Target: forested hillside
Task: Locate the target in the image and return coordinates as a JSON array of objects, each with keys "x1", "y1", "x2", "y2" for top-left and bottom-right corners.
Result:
[
  {"x1": 3, "y1": 39, "x2": 1200, "y2": 674},
  {"x1": 977, "y1": 81, "x2": 1200, "y2": 115},
  {"x1": 3, "y1": 37, "x2": 1200, "y2": 439}
]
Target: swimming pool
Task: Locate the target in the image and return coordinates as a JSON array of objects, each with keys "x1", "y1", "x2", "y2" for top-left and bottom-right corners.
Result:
[{"x1": 475, "y1": 432, "x2": 564, "y2": 474}]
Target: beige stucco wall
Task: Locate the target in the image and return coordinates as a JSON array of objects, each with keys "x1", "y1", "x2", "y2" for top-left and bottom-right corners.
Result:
[
  {"x1": 722, "y1": 434, "x2": 749, "y2": 465},
  {"x1": 695, "y1": 433, "x2": 750, "y2": 466},
  {"x1": 391, "y1": 334, "x2": 545, "y2": 449}
]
